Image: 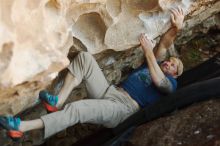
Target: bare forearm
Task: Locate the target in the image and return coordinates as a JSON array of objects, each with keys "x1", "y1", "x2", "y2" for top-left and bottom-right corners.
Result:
[
  {"x1": 144, "y1": 49, "x2": 164, "y2": 83},
  {"x1": 154, "y1": 26, "x2": 179, "y2": 61},
  {"x1": 155, "y1": 27, "x2": 179, "y2": 61},
  {"x1": 159, "y1": 27, "x2": 179, "y2": 49}
]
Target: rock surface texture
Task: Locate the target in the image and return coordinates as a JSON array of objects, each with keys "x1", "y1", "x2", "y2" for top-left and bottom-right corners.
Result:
[
  {"x1": 0, "y1": 0, "x2": 192, "y2": 88},
  {"x1": 127, "y1": 99, "x2": 220, "y2": 146},
  {"x1": 0, "y1": 0, "x2": 219, "y2": 117},
  {"x1": 0, "y1": 0, "x2": 219, "y2": 145}
]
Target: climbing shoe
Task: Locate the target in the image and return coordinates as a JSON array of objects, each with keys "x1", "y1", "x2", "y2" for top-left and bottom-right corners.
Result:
[
  {"x1": 39, "y1": 90, "x2": 58, "y2": 113},
  {"x1": 0, "y1": 116, "x2": 23, "y2": 140}
]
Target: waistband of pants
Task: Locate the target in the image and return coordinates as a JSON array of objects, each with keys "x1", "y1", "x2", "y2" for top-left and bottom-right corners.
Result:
[{"x1": 116, "y1": 87, "x2": 140, "y2": 110}]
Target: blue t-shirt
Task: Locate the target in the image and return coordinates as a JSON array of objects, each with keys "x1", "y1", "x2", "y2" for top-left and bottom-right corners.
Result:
[{"x1": 120, "y1": 64, "x2": 177, "y2": 108}]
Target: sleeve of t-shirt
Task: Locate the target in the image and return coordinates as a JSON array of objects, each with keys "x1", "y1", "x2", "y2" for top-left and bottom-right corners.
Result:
[{"x1": 167, "y1": 75, "x2": 178, "y2": 92}]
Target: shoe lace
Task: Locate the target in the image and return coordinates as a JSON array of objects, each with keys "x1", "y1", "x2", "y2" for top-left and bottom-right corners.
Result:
[
  {"x1": 46, "y1": 93, "x2": 57, "y2": 105},
  {"x1": 47, "y1": 93, "x2": 54, "y2": 102}
]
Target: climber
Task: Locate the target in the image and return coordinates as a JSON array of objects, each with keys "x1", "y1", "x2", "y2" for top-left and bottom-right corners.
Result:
[{"x1": 0, "y1": 7, "x2": 184, "y2": 140}]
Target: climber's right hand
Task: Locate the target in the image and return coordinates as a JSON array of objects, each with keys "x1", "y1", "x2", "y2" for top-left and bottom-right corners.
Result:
[{"x1": 170, "y1": 6, "x2": 185, "y2": 30}]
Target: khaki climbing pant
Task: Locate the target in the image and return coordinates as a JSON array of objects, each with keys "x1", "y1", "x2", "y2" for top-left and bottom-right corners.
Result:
[{"x1": 41, "y1": 52, "x2": 140, "y2": 138}]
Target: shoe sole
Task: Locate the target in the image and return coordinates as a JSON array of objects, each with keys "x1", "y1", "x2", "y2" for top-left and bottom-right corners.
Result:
[
  {"x1": 42, "y1": 101, "x2": 58, "y2": 113},
  {"x1": 8, "y1": 130, "x2": 23, "y2": 140}
]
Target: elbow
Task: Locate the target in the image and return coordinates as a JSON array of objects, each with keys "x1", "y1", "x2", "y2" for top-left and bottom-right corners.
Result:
[
  {"x1": 155, "y1": 77, "x2": 175, "y2": 94},
  {"x1": 158, "y1": 85, "x2": 173, "y2": 94}
]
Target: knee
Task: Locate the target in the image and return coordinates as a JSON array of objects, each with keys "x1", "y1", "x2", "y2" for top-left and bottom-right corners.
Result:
[
  {"x1": 78, "y1": 51, "x2": 93, "y2": 59},
  {"x1": 78, "y1": 51, "x2": 96, "y2": 64}
]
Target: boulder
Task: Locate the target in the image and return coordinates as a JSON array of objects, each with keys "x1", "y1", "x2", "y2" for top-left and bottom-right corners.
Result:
[{"x1": 0, "y1": 0, "x2": 219, "y2": 115}]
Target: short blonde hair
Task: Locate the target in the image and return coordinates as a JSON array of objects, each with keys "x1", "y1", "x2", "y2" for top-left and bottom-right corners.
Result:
[{"x1": 170, "y1": 57, "x2": 184, "y2": 77}]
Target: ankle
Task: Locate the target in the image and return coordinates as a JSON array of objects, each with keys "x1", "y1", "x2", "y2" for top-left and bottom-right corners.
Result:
[
  {"x1": 18, "y1": 121, "x2": 26, "y2": 132},
  {"x1": 18, "y1": 120, "x2": 44, "y2": 132},
  {"x1": 56, "y1": 101, "x2": 64, "y2": 109}
]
